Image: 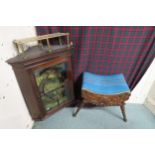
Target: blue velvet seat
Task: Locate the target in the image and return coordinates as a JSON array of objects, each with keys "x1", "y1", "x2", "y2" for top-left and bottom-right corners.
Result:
[{"x1": 82, "y1": 72, "x2": 130, "y2": 95}]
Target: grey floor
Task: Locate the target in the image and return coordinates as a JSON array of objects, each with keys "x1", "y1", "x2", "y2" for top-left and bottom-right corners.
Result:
[{"x1": 33, "y1": 104, "x2": 155, "y2": 129}]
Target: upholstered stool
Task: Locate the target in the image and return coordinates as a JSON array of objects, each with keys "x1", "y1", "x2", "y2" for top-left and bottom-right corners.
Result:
[{"x1": 73, "y1": 72, "x2": 131, "y2": 122}]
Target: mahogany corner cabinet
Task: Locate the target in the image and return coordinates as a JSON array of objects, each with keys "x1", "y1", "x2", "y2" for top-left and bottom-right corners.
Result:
[{"x1": 7, "y1": 33, "x2": 74, "y2": 120}]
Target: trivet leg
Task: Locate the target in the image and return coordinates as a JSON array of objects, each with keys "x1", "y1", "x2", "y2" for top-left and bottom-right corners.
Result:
[
  {"x1": 72, "y1": 101, "x2": 85, "y2": 117},
  {"x1": 120, "y1": 105, "x2": 127, "y2": 122}
]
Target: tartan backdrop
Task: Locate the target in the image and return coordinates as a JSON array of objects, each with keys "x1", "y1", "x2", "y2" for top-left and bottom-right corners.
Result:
[{"x1": 36, "y1": 26, "x2": 155, "y2": 98}]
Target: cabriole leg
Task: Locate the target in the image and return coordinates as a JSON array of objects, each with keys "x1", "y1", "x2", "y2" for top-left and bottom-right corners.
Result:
[
  {"x1": 72, "y1": 101, "x2": 85, "y2": 117},
  {"x1": 120, "y1": 105, "x2": 127, "y2": 122}
]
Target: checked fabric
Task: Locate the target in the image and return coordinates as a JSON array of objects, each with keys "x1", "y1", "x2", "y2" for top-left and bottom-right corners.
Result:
[{"x1": 36, "y1": 26, "x2": 155, "y2": 97}]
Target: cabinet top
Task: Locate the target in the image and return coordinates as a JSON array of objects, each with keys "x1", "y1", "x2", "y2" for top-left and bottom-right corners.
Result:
[{"x1": 7, "y1": 45, "x2": 74, "y2": 65}]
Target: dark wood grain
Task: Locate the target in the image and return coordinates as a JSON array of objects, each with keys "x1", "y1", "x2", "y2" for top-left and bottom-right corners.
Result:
[{"x1": 82, "y1": 90, "x2": 130, "y2": 106}]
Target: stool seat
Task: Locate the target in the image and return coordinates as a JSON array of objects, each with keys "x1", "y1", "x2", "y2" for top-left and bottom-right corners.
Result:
[
  {"x1": 82, "y1": 72, "x2": 130, "y2": 95},
  {"x1": 73, "y1": 72, "x2": 131, "y2": 122}
]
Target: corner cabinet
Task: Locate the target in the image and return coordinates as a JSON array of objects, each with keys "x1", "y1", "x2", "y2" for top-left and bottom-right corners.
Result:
[{"x1": 7, "y1": 46, "x2": 74, "y2": 120}]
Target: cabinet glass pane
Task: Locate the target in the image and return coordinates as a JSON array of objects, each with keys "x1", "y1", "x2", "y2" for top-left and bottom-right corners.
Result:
[{"x1": 33, "y1": 62, "x2": 71, "y2": 111}]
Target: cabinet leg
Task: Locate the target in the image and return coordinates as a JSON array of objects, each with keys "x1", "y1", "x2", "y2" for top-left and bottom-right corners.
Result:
[
  {"x1": 72, "y1": 101, "x2": 85, "y2": 117},
  {"x1": 120, "y1": 105, "x2": 127, "y2": 122}
]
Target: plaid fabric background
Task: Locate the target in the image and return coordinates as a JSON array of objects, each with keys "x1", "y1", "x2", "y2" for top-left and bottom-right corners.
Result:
[{"x1": 36, "y1": 26, "x2": 155, "y2": 98}]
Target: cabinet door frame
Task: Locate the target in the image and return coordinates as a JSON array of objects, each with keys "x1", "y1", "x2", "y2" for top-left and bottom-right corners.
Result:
[{"x1": 27, "y1": 56, "x2": 74, "y2": 118}]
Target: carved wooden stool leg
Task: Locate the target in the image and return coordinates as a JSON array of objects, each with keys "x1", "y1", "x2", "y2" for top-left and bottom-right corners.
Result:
[
  {"x1": 120, "y1": 105, "x2": 127, "y2": 122},
  {"x1": 72, "y1": 101, "x2": 85, "y2": 117}
]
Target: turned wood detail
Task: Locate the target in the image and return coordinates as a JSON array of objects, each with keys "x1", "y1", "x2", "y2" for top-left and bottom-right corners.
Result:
[
  {"x1": 13, "y1": 32, "x2": 71, "y2": 54},
  {"x1": 120, "y1": 105, "x2": 127, "y2": 122}
]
